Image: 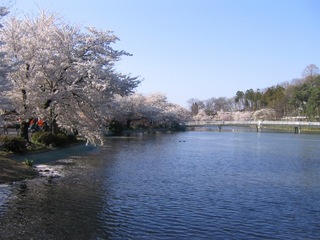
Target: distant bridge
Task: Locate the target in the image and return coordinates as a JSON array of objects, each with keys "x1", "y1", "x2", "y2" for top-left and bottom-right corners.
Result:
[{"x1": 184, "y1": 120, "x2": 320, "y2": 133}]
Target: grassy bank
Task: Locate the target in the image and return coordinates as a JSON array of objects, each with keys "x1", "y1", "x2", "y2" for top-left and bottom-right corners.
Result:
[
  {"x1": 0, "y1": 157, "x2": 38, "y2": 184},
  {"x1": 0, "y1": 132, "x2": 82, "y2": 184}
]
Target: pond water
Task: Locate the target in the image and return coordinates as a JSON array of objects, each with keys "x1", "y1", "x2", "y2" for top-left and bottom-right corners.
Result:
[{"x1": 1, "y1": 130, "x2": 320, "y2": 239}]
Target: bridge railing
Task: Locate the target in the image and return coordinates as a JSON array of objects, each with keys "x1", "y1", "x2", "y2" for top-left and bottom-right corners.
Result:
[{"x1": 185, "y1": 120, "x2": 320, "y2": 127}]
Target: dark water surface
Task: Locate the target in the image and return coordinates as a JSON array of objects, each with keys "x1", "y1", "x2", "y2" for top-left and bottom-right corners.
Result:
[{"x1": 1, "y1": 131, "x2": 320, "y2": 239}]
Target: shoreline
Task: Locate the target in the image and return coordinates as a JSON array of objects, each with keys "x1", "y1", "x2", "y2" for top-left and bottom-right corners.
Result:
[
  {"x1": 0, "y1": 157, "x2": 39, "y2": 184},
  {"x1": 0, "y1": 143, "x2": 88, "y2": 217},
  {"x1": 0, "y1": 141, "x2": 87, "y2": 184}
]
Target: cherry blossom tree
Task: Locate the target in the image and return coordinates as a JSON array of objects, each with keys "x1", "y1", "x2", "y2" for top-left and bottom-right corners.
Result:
[
  {"x1": 193, "y1": 109, "x2": 211, "y2": 121},
  {"x1": 253, "y1": 108, "x2": 276, "y2": 120},
  {"x1": 213, "y1": 110, "x2": 233, "y2": 121},
  {"x1": 0, "y1": 5, "x2": 10, "y2": 109},
  {"x1": 233, "y1": 111, "x2": 253, "y2": 121},
  {"x1": 145, "y1": 93, "x2": 190, "y2": 128},
  {"x1": 111, "y1": 93, "x2": 148, "y2": 128},
  {"x1": 0, "y1": 12, "x2": 140, "y2": 144},
  {"x1": 111, "y1": 93, "x2": 190, "y2": 130}
]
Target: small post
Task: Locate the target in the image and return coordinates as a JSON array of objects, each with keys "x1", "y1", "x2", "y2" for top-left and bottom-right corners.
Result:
[
  {"x1": 294, "y1": 126, "x2": 301, "y2": 134},
  {"x1": 256, "y1": 121, "x2": 262, "y2": 132}
]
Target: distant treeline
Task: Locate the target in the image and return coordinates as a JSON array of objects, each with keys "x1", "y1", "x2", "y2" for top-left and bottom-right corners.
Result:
[{"x1": 189, "y1": 64, "x2": 320, "y2": 120}]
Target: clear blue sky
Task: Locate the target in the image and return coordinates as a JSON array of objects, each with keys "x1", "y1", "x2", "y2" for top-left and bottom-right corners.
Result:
[{"x1": 9, "y1": 0, "x2": 320, "y2": 107}]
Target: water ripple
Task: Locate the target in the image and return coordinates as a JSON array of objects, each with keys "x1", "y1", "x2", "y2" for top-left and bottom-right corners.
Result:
[
  {"x1": 1, "y1": 132, "x2": 320, "y2": 239},
  {"x1": 0, "y1": 184, "x2": 12, "y2": 217}
]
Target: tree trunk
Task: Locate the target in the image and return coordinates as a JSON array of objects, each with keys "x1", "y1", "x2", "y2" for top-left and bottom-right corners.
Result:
[{"x1": 20, "y1": 121, "x2": 29, "y2": 142}]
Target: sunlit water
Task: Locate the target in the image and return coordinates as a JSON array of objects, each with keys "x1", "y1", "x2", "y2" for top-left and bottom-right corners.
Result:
[{"x1": 1, "y1": 131, "x2": 320, "y2": 239}]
